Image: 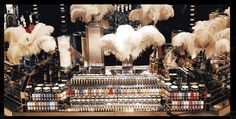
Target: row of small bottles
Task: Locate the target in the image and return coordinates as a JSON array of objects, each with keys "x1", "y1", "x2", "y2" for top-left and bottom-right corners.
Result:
[
  {"x1": 27, "y1": 101, "x2": 58, "y2": 112},
  {"x1": 69, "y1": 104, "x2": 161, "y2": 112},
  {"x1": 29, "y1": 83, "x2": 67, "y2": 101},
  {"x1": 70, "y1": 97, "x2": 161, "y2": 105},
  {"x1": 171, "y1": 101, "x2": 205, "y2": 111},
  {"x1": 71, "y1": 75, "x2": 160, "y2": 85},
  {"x1": 71, "y1": 86, "x2": 166, "y2": 98},
  {"x1": 163, "y1": 82, "x2": 207, "y2": 101}
]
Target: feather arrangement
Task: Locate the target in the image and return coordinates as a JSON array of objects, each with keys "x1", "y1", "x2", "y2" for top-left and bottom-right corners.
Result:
[
  {"x1": 4, "y1": 23, "x2": 57, "y2": 64},
  {"x1": 173, "y1": 7, "x2": 230, "y2": 60},
  {"x1": 172, "y1": 32, "x2": 195, "y2": 50},
  {"x1": 100, "y1": 24, "x2": 165, "y2": 62},
  {"x1": 172, "y1": 29, "x2": 214, "y2": 59},
  {"x1": 70, "y1": 4, "x2": 114, "y2": 29},
  {"x1": 192, "y1": 15, "x2": 230, "y2": 34},
  {"x1": 129, "y1": 4, "x2": 174, "y2": 26}
]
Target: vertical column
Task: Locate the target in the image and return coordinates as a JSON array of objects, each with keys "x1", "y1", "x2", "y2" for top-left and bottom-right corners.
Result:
[
  {"x1": 60, "y1": 4, "x2": 68, "y2": 33},
  {"x1": 189, "y1": 5, "x2": 196, "y2": 31},
  {"x1": 32, "y1": 4, "x2": 39, "y2": 23}
]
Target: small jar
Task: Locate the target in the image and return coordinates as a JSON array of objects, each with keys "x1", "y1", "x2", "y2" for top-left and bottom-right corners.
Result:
[
  {"x1": 191, "y1": 85, "x2": 199, "y2": 101},
  {"x1": 181, "y1": 85, "x2": 189, "y2": 101},
  {"x1": 170, "y1": 85, "x2": 178, "y2": 101},
  {"x1": 43, "y1": 87, "x2": 51, "y2": 101},
  {"x1": 164, "y1": 82, "x2": 172, "y2": 89},
  {"x1": 199, "y1": 83, "x2": 207, "y2": 101},
  {"x1": 34, "y1": 87, "x2": 42, "y2": 101},
  {"x1": 45, "y1": 84, "x2": 53, "y2": 87},
  {"x1": 36, "y1": 84, "x2": 44, "y2": 87},
  {"x1": 27, "y1": 102, "x2": 31, "y2": 111},
  {"x1": 52, "y1": 87, "x2": 60, "y2": 101},
  {"x1": 31, "y1": 102, "x2": 36, "y2": 111},
  {"x1": 49, "y1": 101, "x2": 54, "y2": 111},
  {"x1": 58, "y1": 84, "x2": 66, "y2": 100}
]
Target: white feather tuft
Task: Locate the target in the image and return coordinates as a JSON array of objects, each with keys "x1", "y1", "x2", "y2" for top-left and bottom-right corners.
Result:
[
  {"x1": 192, "y1": 16, "x2": 229, "y2": 34},
  {"x1": 213, "y1": 28, "x2": 230, "y2": 41},
  {"x1": 70, "y1": 4, "x2": 114, "y2": 24},
  {"x1": 31, "y1": 23, "x2": 54, "y2": 38},
  {"x1": 205, "y1": 38, "x2": 230, "y2": 59},
  {"x1": 4, "y1": 26, "x2": 27, "y2": 44},
  {"x1": 194, "y1": 29, "x2": 213, "y2": 49},
  {"x1": 40, "y1": 36, "x2": 57, "y2": 53},
  {"x1": 4, "y1": 23, "x2": 55, "y2": 64},
  {"x1": 129, "y1": 4, "x2": 174, "y2": 26},
  {"x1": 172, "y1": 32, "x2": 194, "y2": 49},
  {"x1": 100, "y1": 25, "x2": 166, "y2": 62},
  {"x1": 7, "y1": 43, "x2": 26, "y2": 64},
  {"x1": 224, "y1": 7, "x2": 230, "y2": 17}
]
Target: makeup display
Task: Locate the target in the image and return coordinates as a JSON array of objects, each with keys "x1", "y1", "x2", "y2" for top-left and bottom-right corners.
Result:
[{"x1": 4, "y1": 4, "x2": 230, "y2": 116}]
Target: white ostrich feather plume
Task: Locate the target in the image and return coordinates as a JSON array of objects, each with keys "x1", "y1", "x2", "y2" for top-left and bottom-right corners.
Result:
[
  {"x1": 192, "y1": 15, "x2": 229, "y2": 34},
  {"x1": 39, "y1": 36, "x2": 57, "y2": 53},
  {"x1": 4, "y1": 26, "x2": 27, "y2": 44},
  {"x1": 224, "y1": 7, "x2": 230, "y2": 17},
  {"x1": 205, "y1": 38, "x2": 230, "y2": 59},
  {"x1": 194, "y1": 29, "x2": 213, "y2": 49},
  {"x1": 31, "y1": 23, "x2": 54, "y2": 38},
  {"x1": 70, "y1": 4, "x2": 114, "y2": 23},
  {"x1": 4, "y1": 23, "x2": 56, "y2": 64},
  {"x1": 186, "y1": 37, "x2": 202, "y2": 59},
  {"x1": 172, "y1": 32, "x2": 195, "y2": 49},
  {"x1": 171, "y1": 30, "x2": 213, "y2": 59},
  {"x1": 129, "y1": 4, "x2": 174, "y2": 26},
  {"x1": 100, "y1": 24, "x2": 166, "y2": 62},
  {"x1": 6, "y1": 43, "x2": 26, "y2": 64},
  {"x1": 213, "y1": 28, "x2": 230, "y2": 41}
]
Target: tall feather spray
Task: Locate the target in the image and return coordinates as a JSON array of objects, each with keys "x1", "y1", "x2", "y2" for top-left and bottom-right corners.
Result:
[{"x1": 100, "y1": 25, "x2": 165, "y2": 62}]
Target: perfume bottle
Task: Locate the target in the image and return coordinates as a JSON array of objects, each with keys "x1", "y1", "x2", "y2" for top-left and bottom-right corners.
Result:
[{"x1": 149, "y1": 50, "x2": 158, "y2": 74}]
